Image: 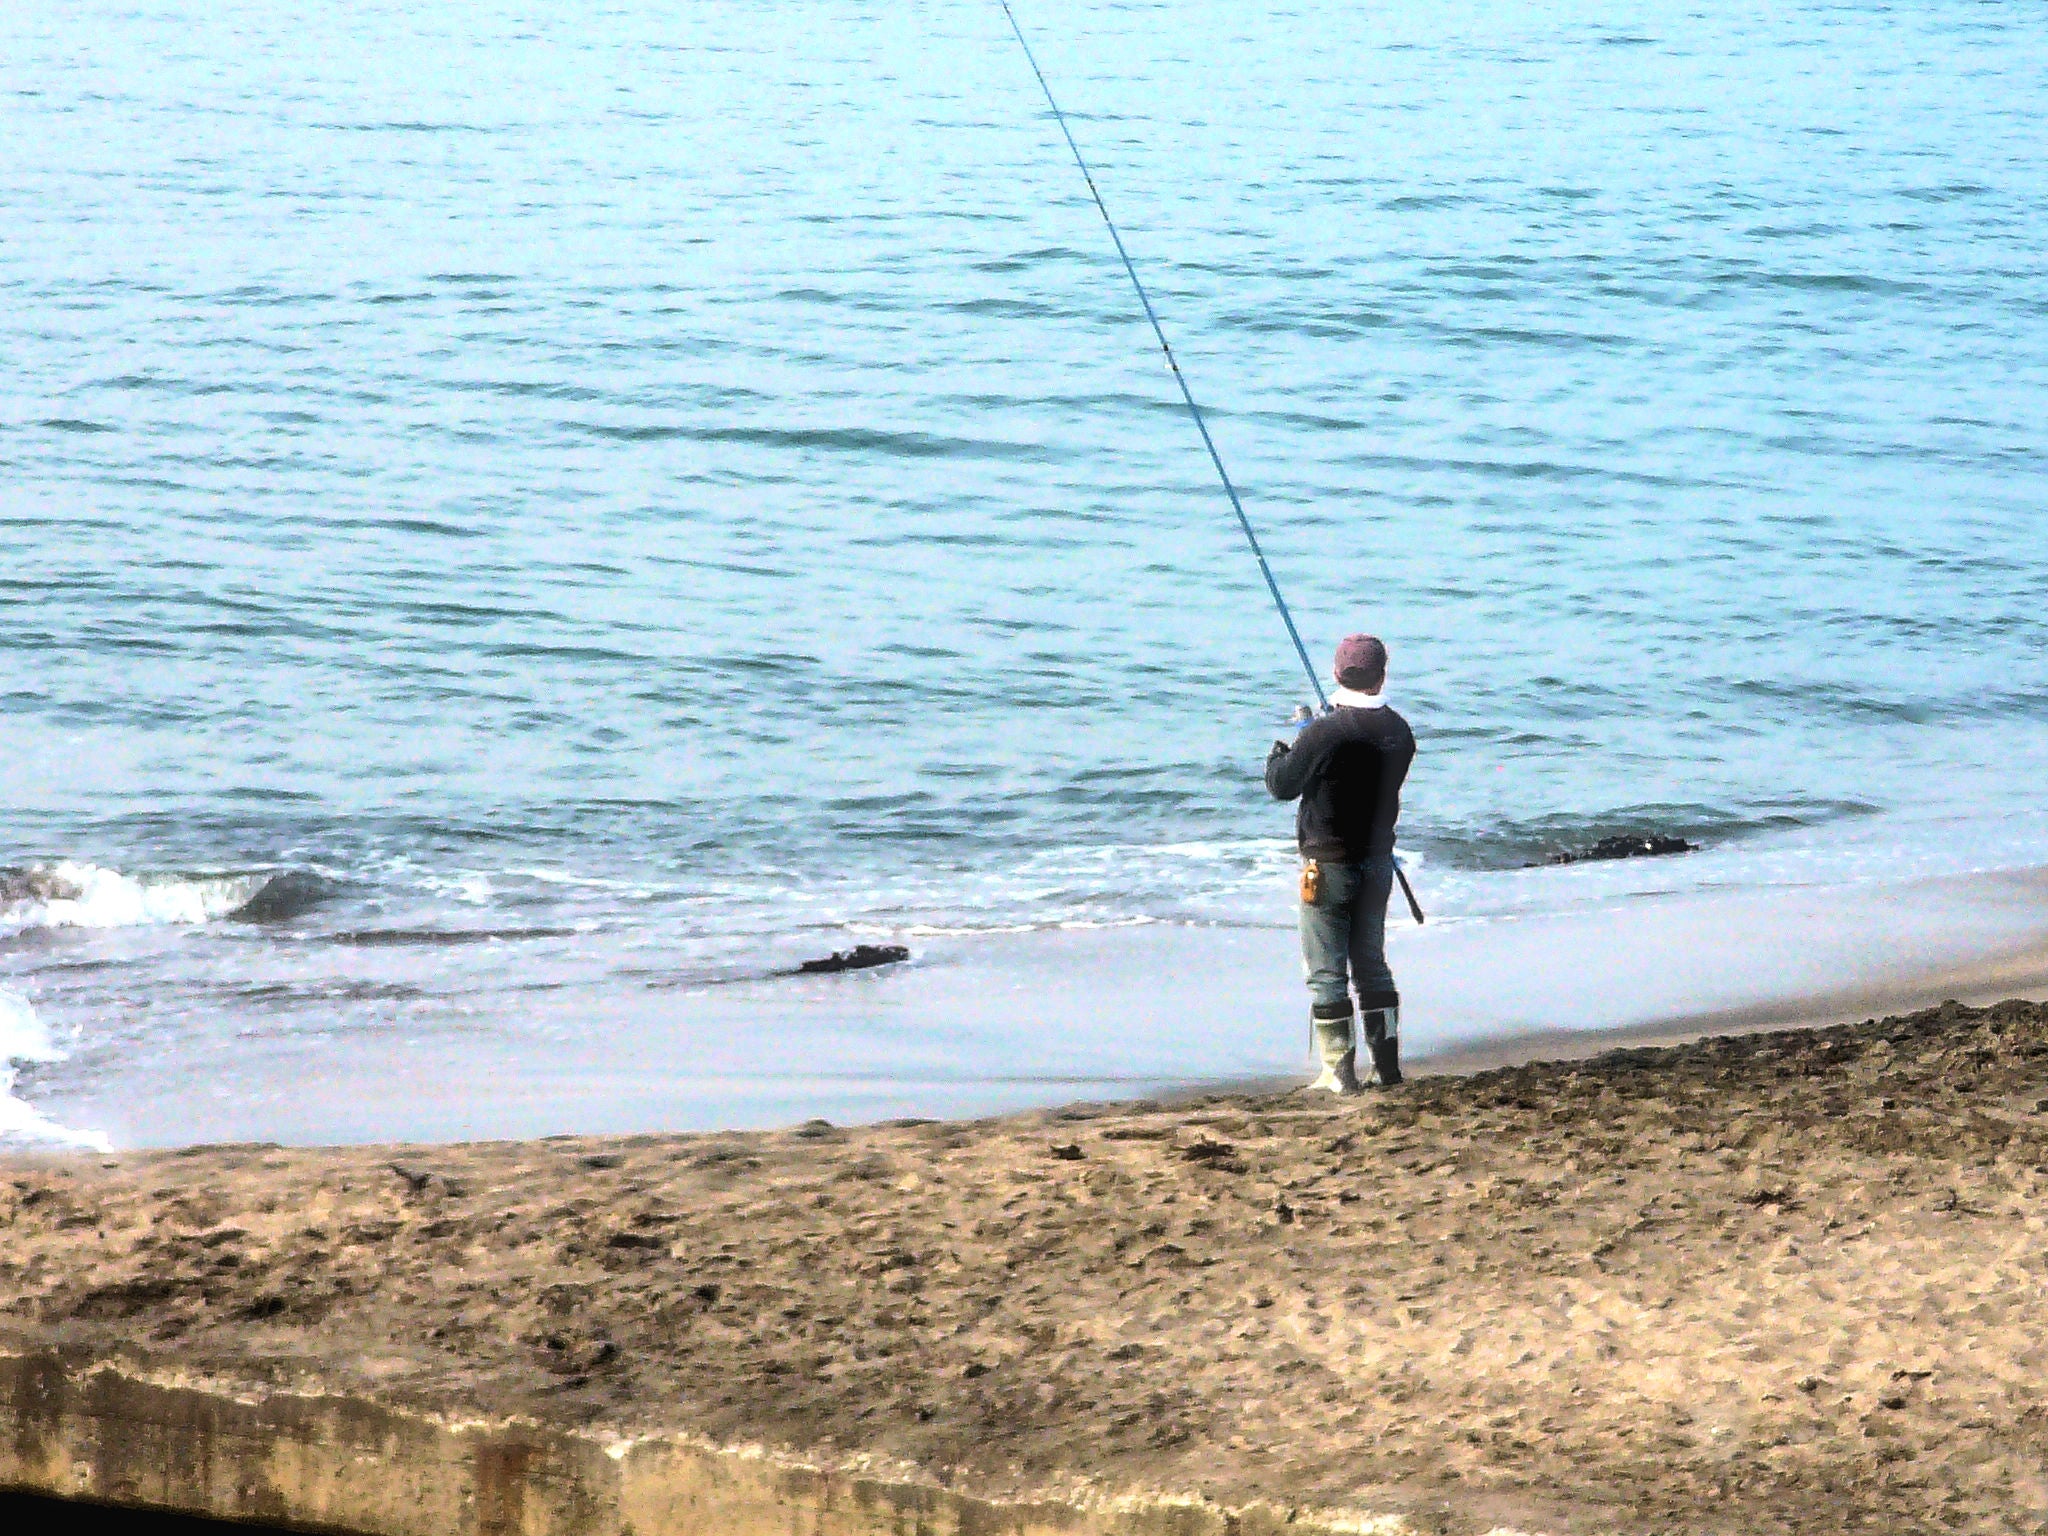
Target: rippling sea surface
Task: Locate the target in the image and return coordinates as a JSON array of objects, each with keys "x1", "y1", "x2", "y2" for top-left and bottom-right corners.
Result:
[{"x1": 5, "y1": 0, "x2": 2046, "y2": 1144}]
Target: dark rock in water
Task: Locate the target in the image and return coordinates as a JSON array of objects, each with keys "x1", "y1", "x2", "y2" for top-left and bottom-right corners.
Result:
[
  {"x1": 0, "y1": 866, "x2": 84, "y2": 904},
  {"x1": 794, "y1": 943, "x2": 910, "y2": 975},
  {"x1": 229, "y1": 870, "x2": 334, "y2": 922},
  {"x1": 1547, "y1": 834, "x2": 1698, "y2": 866},
  {"x1": 1587, "y1": 833, "x2": 1698, "y2": 861}
]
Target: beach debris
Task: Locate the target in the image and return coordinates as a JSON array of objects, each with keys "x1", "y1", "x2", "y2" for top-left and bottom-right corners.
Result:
[
  {"x1": 1048, "y1": 1142, "x2": 1084, "y2": 1161},
  {"x1": 687, "y1": 1143, "x2": 755, "y2": 1169},
  {"x1": 840, "y1": 1153, "x2": 893, "y2": 1183},
  {"x1": 579, "y1": 1153, "x2": 625, "y2": 1171},
  {"x1": 1130, "y1": 1233, "x2": 1186, "y2": 1268},
  {"x1": 388, "y1": 1163, "x2": 432, "y2": 1195},
  {"x1": 1934, "y1": 1187, "x2": 1992, "y2": 1216},
  {"x1": 330, "y1": 924, "x2": 578, "y2": 947},
  {"x1": 1180, "y1": 1138, "x2": 1246, "y2": 1173},
  {"x1": 388, "y1": 1163, "x2": 467, "y2": 1198},
  {"x1": 793, "y1": 943, "x2": 910, "y2": 975},
  {"x1": 537, "y1": 1330, "x2": 618, "y2": 1375},
  {"x1": 1544, "y1": 833, "x2": 1699, "y2": 866}
]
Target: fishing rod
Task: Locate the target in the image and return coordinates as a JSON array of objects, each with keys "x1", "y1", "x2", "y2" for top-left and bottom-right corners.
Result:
[
  {"x1": 996, "y1": 1, "x2": 1426, "y2": 924},
  {"x1": 995, "y1": 0, "x2": 1325, "y2": 712}
]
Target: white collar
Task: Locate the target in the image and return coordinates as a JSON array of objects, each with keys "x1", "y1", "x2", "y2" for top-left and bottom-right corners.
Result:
[{"x1": 1331, "y1": 685, "x2": 1387, "y2": 709}]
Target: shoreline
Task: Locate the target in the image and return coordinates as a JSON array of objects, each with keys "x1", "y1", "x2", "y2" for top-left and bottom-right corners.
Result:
[
  {"x1": 7, "y1": 995, "x2": 2048, "y2": 1534},
  {"x1": 14, "y1": 864, "x2": 2048, "y2": 1151},
  {"x1": 1420, "y1": 919, "x2": 2048, "y2": 1078}
]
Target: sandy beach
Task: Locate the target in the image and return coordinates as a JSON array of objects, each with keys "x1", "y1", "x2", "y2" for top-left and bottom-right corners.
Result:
[{"x1": 7, "y1": 994, "x2": 2048, "y2": 1535}]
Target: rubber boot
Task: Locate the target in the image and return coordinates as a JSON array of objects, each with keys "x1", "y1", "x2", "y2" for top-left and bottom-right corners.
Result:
[
  {"x1": 1362, "y1": 1007, "x2": 1401, "y2": 1087},
  {"x1": 1307, "y1": 1003, "x2": 1362, "y2": 1095}
]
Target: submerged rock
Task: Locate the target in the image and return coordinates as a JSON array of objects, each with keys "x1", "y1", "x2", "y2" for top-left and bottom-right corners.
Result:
[
  {"x1": 228, "y1": 871, "x2": 334, "y2": 922},
  {"x1": 793, "y1": 943, "x2": 910, "y2": 975},
  {"x1": 0, "y1": 866, "x2": 84, "y2": 905},
  {"x1": 1545, "y1": 833, "x2": 1699, "y2": 866}
]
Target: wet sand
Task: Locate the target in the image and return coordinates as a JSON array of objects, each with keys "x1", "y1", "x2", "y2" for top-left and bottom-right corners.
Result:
[
  {"x1": 21, "y1": 866, "x2": 2048, "y2": 1151},
  {"x1": 7, "y1": 997, "x2": 2048, "y2": 1534}
]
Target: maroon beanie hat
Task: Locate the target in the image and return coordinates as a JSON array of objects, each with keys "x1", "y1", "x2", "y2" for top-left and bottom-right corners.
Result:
[{"x1": 1333, "y1": 633, "x2": 1388, "y2": 688}]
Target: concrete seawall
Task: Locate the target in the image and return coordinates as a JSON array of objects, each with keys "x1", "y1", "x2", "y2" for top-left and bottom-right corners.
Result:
[{"x1": 0, "y1": 1351, "x2": 1351, "y2": 1536}]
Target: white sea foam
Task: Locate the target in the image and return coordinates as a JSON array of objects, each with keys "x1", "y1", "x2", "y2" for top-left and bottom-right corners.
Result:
[
  {"x1": 0, "y1": 860, "x2": 259, "y2": 933},
  {"x1": 0, "y1": 989, "x2": 110, "y2": 1152}
]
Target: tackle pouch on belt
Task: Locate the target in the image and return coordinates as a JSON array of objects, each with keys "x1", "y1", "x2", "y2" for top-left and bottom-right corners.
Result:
[{"x1": 1299, "y1": 859, "x2": 1321, "y2": 904}]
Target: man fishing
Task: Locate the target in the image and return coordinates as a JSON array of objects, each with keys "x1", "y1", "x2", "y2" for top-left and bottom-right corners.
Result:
[
  {"x1": 1264, "y1": 634, "x2": 1415, "y2": 1094},
  {"x1": 993, "y1": 9, "x2": 1422, "y2": 1086}
]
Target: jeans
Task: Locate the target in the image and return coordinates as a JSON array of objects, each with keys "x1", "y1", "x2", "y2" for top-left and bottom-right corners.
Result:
[{"x1": 1299, "y1": 857, "x2": 1399, "y2": 1013}]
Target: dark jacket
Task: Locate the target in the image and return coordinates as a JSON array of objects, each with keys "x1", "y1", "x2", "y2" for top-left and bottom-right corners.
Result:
[{"x1": 1264, "y1": 701, "x2": 1414, "y2": 862}]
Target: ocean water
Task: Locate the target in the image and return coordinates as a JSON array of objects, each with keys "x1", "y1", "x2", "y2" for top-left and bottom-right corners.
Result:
[{"x1": 5, "y1": 0, "x2": 2047, "y2": 1145}]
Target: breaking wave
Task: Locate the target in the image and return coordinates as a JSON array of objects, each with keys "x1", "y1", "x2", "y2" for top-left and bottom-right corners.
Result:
[
  {"x1": 0, "y1": 988, "x2": 109, "y2": 1152},
  {"x1": 0, "y1": 861, "x2": 331, "y2": 934}
]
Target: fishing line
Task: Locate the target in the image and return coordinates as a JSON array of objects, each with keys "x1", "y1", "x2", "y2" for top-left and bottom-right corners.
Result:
[
  {"x1": 996, "y1": 2, "x2": 1426, "y2": 924},
  {"x1": 995, "y1": 0, "x2": 1326, "y2": 711}
]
